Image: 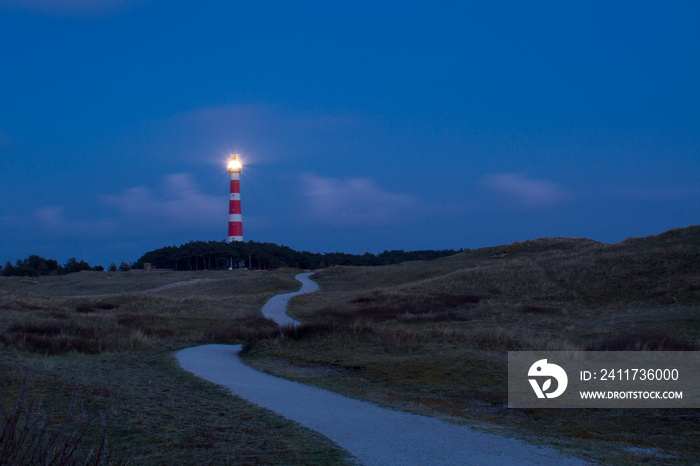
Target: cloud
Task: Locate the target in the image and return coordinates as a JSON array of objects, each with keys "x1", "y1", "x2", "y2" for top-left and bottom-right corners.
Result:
[
  {"x1": 300, "y1": 173, "x2": 419, "y2": 228},
  {"x1": 0, "y1": 0, "x2": 145, "y2": 17},
  {"x1": 0, "y1": 173, "x2": 236, "y2": 266},
  {"x1": 481, "y1": 173, "x2": 569, "y2": 212},
  {"x1": 1, "y1": 173, "x2": 228, "y2": 244},
  {"x1": 33, "y1": 205, "x2": 68, "y2": 226},
  {"x1": 103, "y1": 173, "x2": 224, "y2": 231}
]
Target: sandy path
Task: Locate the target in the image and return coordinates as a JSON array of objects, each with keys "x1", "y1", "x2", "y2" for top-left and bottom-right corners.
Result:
[
  {"x1": 63, "y1": 278, "x2": 212, "y2": 298},
  {"x1": 177, "y1": 273, "x2": 587, "y2": 465},
  {"x1": 145, "y1": 278, "x2": 211, "y2": 292}
]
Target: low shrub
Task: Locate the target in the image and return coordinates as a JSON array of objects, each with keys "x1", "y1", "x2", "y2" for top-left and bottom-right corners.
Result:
[
  {"x1": 75, "y1": 304, "x2": 97, "y2": 313},
  {"x1": 116, "y1": 314, "x2": 175, "y2": 337},
  {"x1": 15, "y1": 301, "x2": 45, "y2": 311},
  {"x1": 1, "y1": 333, "x2": 105, "y2": 354},
  {"x1": 279, "y1": 322, "x2": 344, "y2": 340},
  {"x1": 75, "y1": 301, "x2": 118, "y2": 313},
  {"x1": 93, "y1": 301, "x2": 118, "y2": 310},
  {"x1": 202, "y1": 316, "x2": 280, "y2": 347},
  {"x1": 0, "y1": 300, "x2": 48, "y2": 312},
  {"x1": 349, "y1": 296, "x2": 380, "y2": 304},
  {"x1": 6, "y1": 322, "x2": 64, "y2": 336},
  {"x1": 2, "y1": 322, "x2": 108, "y2": 354}
]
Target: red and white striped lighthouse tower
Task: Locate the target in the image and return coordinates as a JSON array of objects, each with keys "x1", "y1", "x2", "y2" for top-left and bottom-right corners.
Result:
[{"x1": 227, "y1": 154, "x2": 243, "y2": 242}]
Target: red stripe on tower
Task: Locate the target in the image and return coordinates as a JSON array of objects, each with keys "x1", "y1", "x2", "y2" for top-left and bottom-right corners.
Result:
[
  {"x1": 227, "y1": 154, "x2": 243, "y2": 242},
  {"x1": 229, "y1": 200, "x2": 241, "y2": 215}
]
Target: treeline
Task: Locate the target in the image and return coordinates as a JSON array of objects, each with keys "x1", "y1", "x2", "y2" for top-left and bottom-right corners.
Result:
[
  {"x1": 1, "y1": 242, "x2": 460, "y2": 277},
  {"x1": 0, "y1": 256, "x2": 129, "y2": 277},
  {"x1": 134, "y1": 240, "x2": 460, "y2": 271}
]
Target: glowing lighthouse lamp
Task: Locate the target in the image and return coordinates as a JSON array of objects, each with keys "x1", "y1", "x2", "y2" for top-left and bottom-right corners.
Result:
[{"x1": 227, "y1": 154, "x2": 243, "y2": 243}]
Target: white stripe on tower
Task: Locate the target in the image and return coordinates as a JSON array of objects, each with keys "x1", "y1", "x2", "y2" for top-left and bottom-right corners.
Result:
[{"x1": 227, "y1": 154, "x2": 243, "y2": 242}]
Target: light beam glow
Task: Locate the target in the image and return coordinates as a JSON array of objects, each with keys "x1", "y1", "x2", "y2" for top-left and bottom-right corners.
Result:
[{"x1": 228, "y1": 154, "x2": 242, "y2": 172}]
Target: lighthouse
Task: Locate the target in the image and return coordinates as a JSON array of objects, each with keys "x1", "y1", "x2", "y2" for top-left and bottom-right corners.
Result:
[{"x1": 227, "y1": 154, "x2": 243, "y2": 242}]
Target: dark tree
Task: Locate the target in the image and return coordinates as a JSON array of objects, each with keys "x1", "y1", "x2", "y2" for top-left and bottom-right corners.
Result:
[
  {"x1": 64, "y1": 257, "x2": 92, "y2": 274},
  {"x1": 132, "y1": 240, "x2": 459, "y2": 271}
]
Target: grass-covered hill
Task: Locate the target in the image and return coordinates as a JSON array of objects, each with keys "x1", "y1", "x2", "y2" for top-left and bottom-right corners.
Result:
[
  {"x1": 239, "y1": 225, "x2": 699, "y2": 463},
  {"x1": 413, "y1": 225, "x2": 700, "y2": 308},
  {"x1": 0, "y1": 225, "x2": 697, "y2": 463}
]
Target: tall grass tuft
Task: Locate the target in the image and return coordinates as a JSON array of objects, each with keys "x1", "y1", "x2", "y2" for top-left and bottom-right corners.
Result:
[
  {"x1": 115, "y1": 313, "x2": 175, "y2": 337},
  {"x1": 0, "y1": 375, "x2": 119, "y2": 465},
  {"x1": 2, "y1": 322, "x2": 109, "y2": 354},
  {"x1": 203, "y1": 315, "x2": 281, "y2": 349},
  {"x1": 279, "y1": 322, "x2": 348, "y2": 340},
  {"x1": 75, "y1": 301, "x2": 118, "y2": 314}
]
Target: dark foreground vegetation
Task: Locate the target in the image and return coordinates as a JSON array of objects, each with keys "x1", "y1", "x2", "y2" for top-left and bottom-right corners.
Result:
[
  {"x1": 0, "y1": 225, "x2": 698, "y2": 463},
  {"x1": 1, "y1": 375, "x2": 115, "y2": 465},
  {"x1": 133, "y1": 240, "x2": 460, "y2": 270}
]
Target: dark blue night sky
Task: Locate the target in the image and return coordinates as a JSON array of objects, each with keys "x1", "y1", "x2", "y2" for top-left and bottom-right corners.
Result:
[{"x1": 1, "y1": 0, "x2": 698, "y2": 266}]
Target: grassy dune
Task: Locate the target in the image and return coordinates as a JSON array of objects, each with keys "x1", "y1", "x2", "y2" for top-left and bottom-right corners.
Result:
[
  {"x1": 1, "y1": 227, "x2": 698, "y2": 464},
  {"x1": 242, "y1": 227, "x2": 700, "y2": 464}
]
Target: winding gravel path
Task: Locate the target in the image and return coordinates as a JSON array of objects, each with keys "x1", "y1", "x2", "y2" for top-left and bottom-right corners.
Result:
[
  {"x1": 177, "y1": 273, "x2": 587, "y2": 465},
  {"x1": 260, "y1": 272, "x2": 317, "y2": 325}
]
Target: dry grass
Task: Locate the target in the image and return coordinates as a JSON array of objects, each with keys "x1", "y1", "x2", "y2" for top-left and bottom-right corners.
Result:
[
  {"x1": 242, "y1": 227, "x2": 700, "y2": 464},
  {"x1": 0, "y1": 374, "x2": 118, "y2": 465},
  {"x1": 0, "y1": 268, "x2": 354, "y2": 464}
]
